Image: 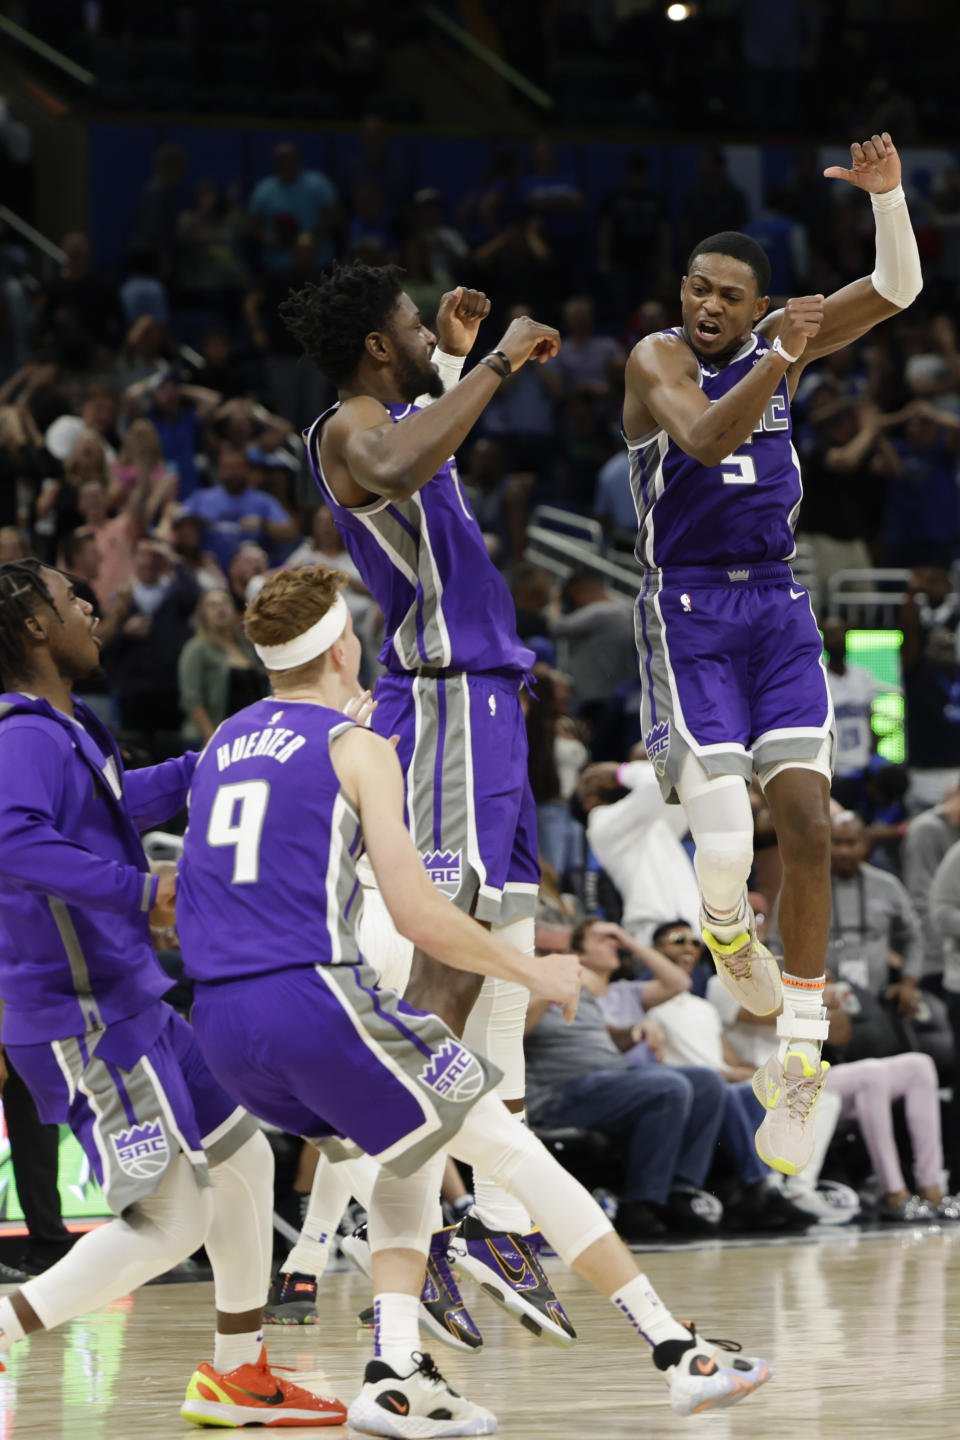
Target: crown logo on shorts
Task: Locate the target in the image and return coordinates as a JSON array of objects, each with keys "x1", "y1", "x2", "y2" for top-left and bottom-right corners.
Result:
[
  {"x1": 111, "y1": 1119, "x2": 169, "y2": 1179},
  {"x1": 420, "y1": 849, "x2": 462, "y2": 887},
  {"x1": 727, "y1": 569, "x2": 749, "y2": 581},
  {"x1": 419, "y1": 1039, "x2": 486, "y2": 1103}
]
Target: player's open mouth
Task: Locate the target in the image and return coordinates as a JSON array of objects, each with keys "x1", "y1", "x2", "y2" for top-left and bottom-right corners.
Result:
[{"x1": 695, "y1": 321, "x2": 721, "y2": 343}]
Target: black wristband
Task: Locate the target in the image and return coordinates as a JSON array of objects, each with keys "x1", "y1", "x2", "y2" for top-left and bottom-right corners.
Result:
[
  {"x1": 481, "y1": 354, "x2": 509, "y2": 379},
  {"x1": 490, "y1": 348, "x2": 512, "y2": 375}
]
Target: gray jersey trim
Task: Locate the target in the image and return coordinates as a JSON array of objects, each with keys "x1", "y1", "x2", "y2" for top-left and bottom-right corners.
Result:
[{"x1": 47, "y1": 897, "x2": 104, "y2": 1032}]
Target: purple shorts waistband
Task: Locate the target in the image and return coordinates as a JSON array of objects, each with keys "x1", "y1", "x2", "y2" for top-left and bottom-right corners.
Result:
[{"x1": 640, "y1": 562, "x2": 796, "y2": 589}]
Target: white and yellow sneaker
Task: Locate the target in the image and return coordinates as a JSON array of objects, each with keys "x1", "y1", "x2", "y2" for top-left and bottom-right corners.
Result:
[
  {"x1": 753, "y1": 1050, "x2": 830, "y2": 1176},
  {"x1": 702, "y1": 917, "x2": 782, "y2": 1017}
]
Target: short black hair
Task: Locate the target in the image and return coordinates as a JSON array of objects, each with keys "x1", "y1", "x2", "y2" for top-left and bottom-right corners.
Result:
[
  {"x1": 0, "y1": 559, "x2": 59, "y2": 692},
  {"x1": 278, "y1": 260, "x2": 405, "y2": 387},
  {"x1": 61, "y1": 529, "x2": 94, "y2": 569},
  {"x1": 686, "y1": 231, "x2": 771, "y2": 297},
  {"x1": 651, "y1": 918, "x2": 696, "y2": 945}
]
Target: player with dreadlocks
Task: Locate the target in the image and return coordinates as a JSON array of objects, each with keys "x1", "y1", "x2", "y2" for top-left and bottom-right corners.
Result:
[
  {"x1": 261, "y1": 265, "x2": 582, "y2": 1350},
  {"x1": 0, "y1": 558, "x2": 346, "y2": 1428}
]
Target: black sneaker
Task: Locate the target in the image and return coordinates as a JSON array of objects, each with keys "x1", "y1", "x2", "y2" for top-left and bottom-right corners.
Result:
[
  {"x1": 662, "y1": 1186, "x2": 724, "y2": 1236},
  {"x1": 263, "y1": 1269, "x2": 318, "y2": 1326},
  {"x1": 614, "y1": 1200, "x2": 668, "y2": 1242}
]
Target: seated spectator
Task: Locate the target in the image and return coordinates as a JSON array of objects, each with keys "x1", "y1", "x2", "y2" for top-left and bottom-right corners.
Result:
[
  {"x1": 119, "y1": 248, "x2": 170, "y2": 328},
  {"x1": 227, "y1": 541, "x2": 269, "y2": 612},
  {"x1": 178, "y1": 588, "x2": 268, "y2": 745},
  {"x1": 109, "y1": 417, "x2": 178, "y2": 522},
  {"x1": 408, "y1": 188, "x2": 469, "y2": 277},
  {"x1": 248, "y1": 142, "x2": 338, "y2": 273},
  {"x1": 816, "y1": 811, "x2": 923, "y2": 1013},
  {"x1": 461, "y1": 437, "x2": 532, "y2": 569},
  {"x1": 0, "y1": 402, "x2": 60, "y2": 533},
  {"x1": 510, "y1": 563, "x2": 554, "y2": 647},
  {"x1": 477, "y1": 302, "x2": 560, "y2": 480},
  {"x1": 184, "y1": 443, "x2": 298, "y2": 571},
  {"x1": 549, "y1": 295, "x2": 624, "y2": 409},
  {"x1": 522, "y1": 663, "x2": 587, "y2": 884},
  {"x1": 904, "y1": 783, "x2": 960, "y2": 984},
  {"x1": 286, "y1": 504, "x2": 374, "y2": 634},
  {"x1": 548, "y1": 567, "x2": 636, "y2": 730},
  {"x1": 524, "y1": 947, "x2": 726, "y2": 1242},
  {"x1": 823, "y1": 615, "x2": 881, "y2": 789},
  {"x1": 101, "y1": 537, "x2": 200, "y2": 745},
  {"x1": 125, "y1": 368, "x2": 222, "y2": 500},
  {"x1": 900, "y1": 563, "x2": 960, "y2": 811},
  {"x1": 161, "y1": 508, "x2": 227, "y2": 593},
  {"x1": 44, "y1": 380, "x2": 120, "y2": 465},
  {"x1": 581, "y1": 918, "x2": 811, "y2": 1232},
  {"x1": 572, "y1": 756, "x2": 699, "y2": 944},
  {"x1": 176, "y1": 179, "x2": 251, "y2": 310}
]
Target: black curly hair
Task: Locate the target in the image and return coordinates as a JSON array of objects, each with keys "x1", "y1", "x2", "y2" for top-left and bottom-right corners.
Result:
[
  {"x1": 278, "y1": 260, "x2": 406, "y2": 387},
  {"x1": 0, "y1": 559, "x2": 60, "y2": 691}
]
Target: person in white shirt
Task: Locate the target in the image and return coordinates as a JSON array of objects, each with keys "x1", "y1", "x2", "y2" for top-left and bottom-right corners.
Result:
[
  {"x1": 822, "y1": 615, "x2": 882, "y2": 781},
  {"x1": 573, "y1": 755, "x2": 700, "y2": 944}
]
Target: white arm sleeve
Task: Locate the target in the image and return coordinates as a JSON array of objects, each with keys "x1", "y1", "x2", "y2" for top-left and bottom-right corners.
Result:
[
  {"x1": 414, "y1": 348, "x2": 466, "y2": 408},
  {"x1": 870, "y1": 184, "x2": 923, "y2": 309}
]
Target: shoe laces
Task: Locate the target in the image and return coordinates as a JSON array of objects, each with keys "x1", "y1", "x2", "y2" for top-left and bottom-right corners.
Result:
[
  {"x1": 783, "y1": 1063, "x2": 823, "y2": 1120},
  {"x1": 682, "y1": 1321, "x2": 742, "y2": 1353},
  {"x1": 412, "y1": 1351, "x2": 456, "y2": 1394},
  {"x1": 719, "y1": 945, "x2": 754, "y2": 980}
]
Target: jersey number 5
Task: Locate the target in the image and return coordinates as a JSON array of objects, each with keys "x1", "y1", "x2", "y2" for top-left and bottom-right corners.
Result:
[
  {"x1": 720, "y1": 435, "x2": 758, "y2": 485},
  {"x1": 207, "y1": 780, "x2": 270, "y2": 883}
]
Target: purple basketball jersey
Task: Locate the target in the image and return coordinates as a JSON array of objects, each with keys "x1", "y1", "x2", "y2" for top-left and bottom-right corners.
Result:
[
  {"x1": 177, "y1": 700, "x2": 364, "y2": 981},
  {"x1": 625, "y1": 330, "x2": 802, "y2": 568},
  {"x1": 305, "y1": 402, "x2": 534, "y2": 675}
]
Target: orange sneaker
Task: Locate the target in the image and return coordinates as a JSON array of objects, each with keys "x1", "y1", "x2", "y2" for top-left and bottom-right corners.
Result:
[{"x1": 180, "y1": 1345, "x2": 346, "y2": 1428}]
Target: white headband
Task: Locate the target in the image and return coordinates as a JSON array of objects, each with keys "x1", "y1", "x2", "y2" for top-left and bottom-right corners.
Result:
[{"x1": 253, "y1": 593, "x2": 348, "y2": 671}]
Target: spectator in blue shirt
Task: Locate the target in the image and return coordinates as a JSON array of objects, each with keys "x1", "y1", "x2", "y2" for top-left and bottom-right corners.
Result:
[
  {"x1": 124, "y1": 369, "x2": 221, "y2": 500},
  {"x1": 593, "y1": 450, "x2": 636, "y2": 536},
  {"x1": 248, "y1": 143, "x2": 338, "y2": 273},
  {"x1": 885, "y1": 400, "x2": 960, "y2": 566},
  {"x1": 186, "y1": 443, "x2": 298, "y2": 571}
]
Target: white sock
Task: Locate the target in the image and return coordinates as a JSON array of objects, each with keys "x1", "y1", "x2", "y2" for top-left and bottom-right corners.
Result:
[
  {"x1": 214, "y1": 1328, "x2": 263, "y2": 1374},
  {"x1": 472, "y1": 1114, "x2": 532, "y2": 1234},
  {"x1": 702, "y1": 889, "x2": 749, "y2": 943},
  {"x1": 282, "y1": 1225, "x2": 334, "y2": 1280},
  {"x1": 373, "y1": 1292, "x2": 421, "y2": 1376},
  {"x1": 0, "y1": 1297, "x2": 26, "y2": 1353},
  {"x1": 778, "y1": 972, "x2": 826, "y2": 1066},
  {"x1": 611, "y1": 1275, "x2": 691, "y2": 1350}
]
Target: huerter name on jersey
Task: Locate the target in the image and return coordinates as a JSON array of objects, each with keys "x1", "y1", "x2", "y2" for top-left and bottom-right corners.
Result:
[{"x1": 215, "y1": 727, "x2": 307, "y2": 771}]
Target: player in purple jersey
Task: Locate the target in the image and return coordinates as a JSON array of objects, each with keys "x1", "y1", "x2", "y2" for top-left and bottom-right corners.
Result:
[
  {"x1": 176, "y1": 564, "x2": 773, "y2": 1431},
  {"x1": 0, "y1": 559, "x2": 345, "y2": 1430},
  {"x1": 276, "y1": 263, "x2": 575, "y2": 1342},
  {"x1": 622, "y1": 132, "x2": 923, "y2": 1174}
]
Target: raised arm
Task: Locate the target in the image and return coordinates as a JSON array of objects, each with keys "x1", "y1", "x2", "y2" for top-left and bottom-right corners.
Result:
[
  {"x1": 320, "y1": 305, "x2": 560, "y2": 508},
  {"x1": 759, "y1": 132, "x2": 921, "y2": 380}
]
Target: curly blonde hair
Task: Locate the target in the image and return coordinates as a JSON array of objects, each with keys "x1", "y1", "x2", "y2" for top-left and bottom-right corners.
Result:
[{"x1": 244, "y1": 565, "x2": 346, "y2": 649}]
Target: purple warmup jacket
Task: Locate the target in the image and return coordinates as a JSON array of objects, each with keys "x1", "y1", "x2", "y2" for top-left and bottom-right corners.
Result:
[{"x1": 0, "y1": 693, "x2": 196, "y2": 1044}]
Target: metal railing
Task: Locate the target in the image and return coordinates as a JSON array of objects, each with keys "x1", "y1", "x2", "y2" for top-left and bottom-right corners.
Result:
[
  {"x1": 421, "y1": 3, "x2": 553, "y2": 110},
  {"x1": 0, "y1": 15, "x2": 95, "y2": 87},
  {"x1": 827, "y1": 569, "x2": 909, "y2": 628}
]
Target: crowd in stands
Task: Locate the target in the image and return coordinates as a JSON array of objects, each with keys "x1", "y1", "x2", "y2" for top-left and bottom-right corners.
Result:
[{"x1": 5, "y1": 121, "x2": 960, "y2": 1250}]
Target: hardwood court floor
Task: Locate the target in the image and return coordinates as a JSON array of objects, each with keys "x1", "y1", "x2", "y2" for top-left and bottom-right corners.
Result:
[{"x1": 3, "y1": 1227, "x2": 960, "y2": 1438}]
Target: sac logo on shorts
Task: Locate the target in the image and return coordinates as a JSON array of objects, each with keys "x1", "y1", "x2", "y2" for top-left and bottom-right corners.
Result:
[
  {"x1": 111, "y1": 1118, "x2": 170, "y2": 1179},
  {"x1": 644, "y1": 719, "x2": 671, "y2": 776},
  {"x1": 419, "y1": 1039, "x2": 486, "y2": 1103},
  {"x1": 421, "y1": 849, "x2": 462, "y2": 889}
]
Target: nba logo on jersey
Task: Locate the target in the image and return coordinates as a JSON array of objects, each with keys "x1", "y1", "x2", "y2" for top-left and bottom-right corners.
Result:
[
  {"x1": 111, "y1": 1119, "x2": 169, "y2": 1179},
  {"x1": 644, "y1": 720, "x2": 671, "y2": 776},
  {"x1": 419, "y1": 1039, "x2": 486, "y2": 1103},
  {"x1": 681, "y1": 593, "x2": 692, "y2": 612},
  {"x1": 421, "y1": 849, "x2": 462, "y2": 890}
]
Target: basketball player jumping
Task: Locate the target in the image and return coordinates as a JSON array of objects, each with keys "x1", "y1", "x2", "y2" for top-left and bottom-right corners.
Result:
[
  {"x1": 0, "y1": 560, "x2": 345, "y2": 1428},
  {"x1": 275, "y1": 266, "x2": 575, "y2": 1345},
  {"x1": 622, "y1": 132, "x2": 922, "y2": 1173},
  {"x1": 176, "y1": 563, "x2": 773, "y2": 1434}
]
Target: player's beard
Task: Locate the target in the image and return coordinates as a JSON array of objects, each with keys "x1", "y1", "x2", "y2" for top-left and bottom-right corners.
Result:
[{"x1": 395, "y1": 346, "x2": 444, "y2": 403}]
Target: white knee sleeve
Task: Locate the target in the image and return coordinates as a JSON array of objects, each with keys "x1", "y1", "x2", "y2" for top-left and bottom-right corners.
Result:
[
  {"x1": 205, "y1": 1131, "x2": 275, "y2": 1315},
  {"x1": 675, "y1": 754, "x2": 754, "y2": 913},
  {"x1": 449, "y1": 1095, "x2": 612, "y2": 1266},
  {"x1": 23, "y1": 1155, "x2": 212, "y2": 1331},
  {"x1": 359, "y1": 881, "x2": 414, "y2": 993},
  {"x1": 462, "y1": 916, "x2": 532, "y2": 1102},
  {"x1": 366, "y1": 1152, "x2": 444, "y2": 1256}
]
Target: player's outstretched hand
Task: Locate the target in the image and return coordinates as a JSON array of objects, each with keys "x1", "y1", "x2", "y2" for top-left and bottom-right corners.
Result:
[
  {"x1": 823, "y1": 131, "x2": 902, "y2": 195},
  {"x1": 496, "y1": 314, "x2": 561, "y2": 370},
  {"x1": 344, "y1": 688, "x2": 377, "y2": 727},
  {"x1": 778, "y1": 294, "x2": 825, "y2": 361},
  {"x1": 435, "y1": 286, "x2": 492, "y2": 357},
  {"x1": 150, "y1": 864, "x2": 178, "y2": 929},
  {"x1": 528, "y1": 952, "x2": 582, "y2": 1024}
]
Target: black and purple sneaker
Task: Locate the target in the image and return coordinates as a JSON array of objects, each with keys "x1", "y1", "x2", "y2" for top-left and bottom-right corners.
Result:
[{"x1": 447, "y1": 1215, "x2": 577, "y2": 1346}]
